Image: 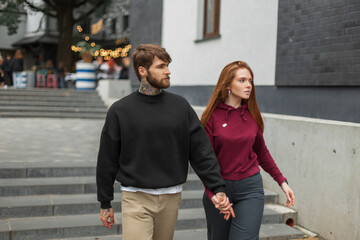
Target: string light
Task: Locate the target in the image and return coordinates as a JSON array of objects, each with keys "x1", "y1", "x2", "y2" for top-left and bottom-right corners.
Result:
[
  {"x1": 77, "y1": 25, "x2": 83, "y2": 32},
  {"x1": 71, "y1": 43, "x2": 132, "y2": 59},
  {"x1": 72, "y1": 0, "x2": 131, "y2": 59}
]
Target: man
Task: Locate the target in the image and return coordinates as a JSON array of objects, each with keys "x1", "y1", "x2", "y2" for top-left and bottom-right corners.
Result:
[
  {"x1": 96, "y1": 44, "x2": 233, "y2": 240},
  {"x1": 1, "y1": 54, "x2": 13, "y2": 87}
]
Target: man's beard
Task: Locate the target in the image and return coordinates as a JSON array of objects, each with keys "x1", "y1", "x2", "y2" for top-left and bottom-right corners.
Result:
[{"x1": 147, "y1": 71, "x2": 170, "y2": 89}]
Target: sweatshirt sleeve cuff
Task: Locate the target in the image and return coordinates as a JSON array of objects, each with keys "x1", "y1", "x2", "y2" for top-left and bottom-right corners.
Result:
[
  {"x1": 213, "y1": 186, "x2": 226, "y2": 196},
  {"x1": 276, "y1": 176, "x2": 287, "y2": 186},
  {"x1": 101, "y1": 201, "x2": 112, "y2": 209}
]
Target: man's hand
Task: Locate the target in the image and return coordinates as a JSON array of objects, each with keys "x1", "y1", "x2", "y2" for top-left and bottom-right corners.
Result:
[
  {"x1": 211, "y1": 192, "x2": 235, "y2": 220},
  {"x1": 100, "y1": 208, "x2": 114, "y2": 229}
]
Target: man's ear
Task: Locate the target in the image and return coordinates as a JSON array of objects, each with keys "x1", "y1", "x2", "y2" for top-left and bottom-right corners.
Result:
[{"x1": 138, "y1": 66, "x2": 147, "y2": 78}]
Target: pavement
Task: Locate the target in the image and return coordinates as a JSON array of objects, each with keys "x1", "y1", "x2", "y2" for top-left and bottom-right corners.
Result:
[{"x1": 0, "y1": 118, "x2": 105, "y2": 164}]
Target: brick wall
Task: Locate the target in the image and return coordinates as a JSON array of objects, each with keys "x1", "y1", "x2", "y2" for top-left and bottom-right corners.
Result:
[{"x1": 275, "y1": 0, "x2": 360, "y2": 86}]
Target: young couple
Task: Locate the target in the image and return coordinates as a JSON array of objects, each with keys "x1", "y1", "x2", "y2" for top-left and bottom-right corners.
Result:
[{"x1": 96, "y1": 44, "x2": 295, "y2": 240}]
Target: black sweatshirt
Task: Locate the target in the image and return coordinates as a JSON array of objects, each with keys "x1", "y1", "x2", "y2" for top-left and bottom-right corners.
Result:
[{"x1": 96, "y1": 90, "x2": 225, "y2": 208}]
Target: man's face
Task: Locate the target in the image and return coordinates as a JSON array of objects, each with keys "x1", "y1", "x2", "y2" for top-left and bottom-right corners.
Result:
[{"x1": 146, "y1": 56, "x2": 171, "y2": 89}]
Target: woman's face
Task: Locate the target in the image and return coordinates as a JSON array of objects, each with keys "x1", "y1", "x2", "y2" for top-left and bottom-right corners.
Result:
[{"x1": 227, "y1": 68, "x2": 253, "y2": 101}]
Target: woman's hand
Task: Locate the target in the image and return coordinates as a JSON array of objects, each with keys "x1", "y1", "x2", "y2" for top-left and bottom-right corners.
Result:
[
  {"x1": 212, "y1": 192, "x2": 235, "y2": 220},
  {"x1": 281, "y1": 181, "x2": 295, "y2": 207}
]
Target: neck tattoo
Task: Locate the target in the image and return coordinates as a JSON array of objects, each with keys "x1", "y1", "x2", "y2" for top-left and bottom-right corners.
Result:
[{"x1": 139, "y1": 81, "x2": 162, "y2": 95}]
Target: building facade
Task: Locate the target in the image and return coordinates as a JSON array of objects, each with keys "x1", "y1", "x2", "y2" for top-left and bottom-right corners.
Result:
[
  {"x1": 0, "y1": 0, "x2": 130, "y2": 71},
  {"x1": 129, "y1": 0, "x2": 360, "y2": 123}
]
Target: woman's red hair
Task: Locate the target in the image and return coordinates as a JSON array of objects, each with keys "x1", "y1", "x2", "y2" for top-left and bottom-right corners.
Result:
[{"x1": 201, "y1": 61, "x2": 264, "y2": 132}]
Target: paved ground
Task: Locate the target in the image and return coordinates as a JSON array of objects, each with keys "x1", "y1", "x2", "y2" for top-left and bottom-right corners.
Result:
[{"x1": 0, "y1": 118, "x2": 105, "y2": 164}]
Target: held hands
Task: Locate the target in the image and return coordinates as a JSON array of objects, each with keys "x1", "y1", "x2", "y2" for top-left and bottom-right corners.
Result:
[
  {"x1": 100, "y1": 208, "x2": 114, "y2": 229},
  {"x1": 211, "y1": 192, "x2": 235, "y2": 221},
  {"x1": 281, "y1": 182, "x2": 295, "y2": 207}
]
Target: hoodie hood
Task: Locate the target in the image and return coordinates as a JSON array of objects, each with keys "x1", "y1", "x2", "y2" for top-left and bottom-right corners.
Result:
[{"x1": 217, "y1": 102, "x2": 248, "y2": 121}]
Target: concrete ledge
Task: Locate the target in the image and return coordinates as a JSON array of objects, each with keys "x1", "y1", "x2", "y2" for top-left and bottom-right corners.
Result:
[
  {"x1": 261, "y1": 112, "x2": 360, "y2": 240},
  {"x1": 96, "y1": 80, "x2": 132, "y2": 108}
]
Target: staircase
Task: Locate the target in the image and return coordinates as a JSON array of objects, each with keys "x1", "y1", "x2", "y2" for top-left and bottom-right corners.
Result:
[
  {"x1": 0, "y1": 163, "x2": 306, "y2": 240},
  {"x1": 0, "y1": 88, "x2": 107, "y2": 119}
]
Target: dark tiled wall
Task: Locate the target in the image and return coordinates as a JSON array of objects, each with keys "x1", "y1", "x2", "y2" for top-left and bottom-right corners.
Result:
[
  {"x1": 168, "y1": 85, "x2": 360, "y2": 123},
  {"x1": 276, "y1": 0, "x2": 360, "y2": 86},
  {"x1": 128, "y1": 0, "x2": 163, "y2": 85}
]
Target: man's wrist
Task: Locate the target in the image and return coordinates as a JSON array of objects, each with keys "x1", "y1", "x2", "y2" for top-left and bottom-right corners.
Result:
[{"x1": 100, "y1": 201, "x2": 111, "y2": 209}]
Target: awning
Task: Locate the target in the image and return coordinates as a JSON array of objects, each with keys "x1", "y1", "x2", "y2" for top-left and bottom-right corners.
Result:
[{"x1": 12, "y1": 34, "x2": 58, "y2": 47}]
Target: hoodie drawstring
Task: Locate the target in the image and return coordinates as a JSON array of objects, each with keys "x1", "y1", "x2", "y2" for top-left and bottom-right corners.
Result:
[
  {"x1": 225, "y1": 108, "x2": 231, "y2": 122},
  {"x1": 224, "y1": 106, "x2": 247, "y2": 121},
  {"x1": 240, "y1": 107, "x2": 247, "y2": 121}
]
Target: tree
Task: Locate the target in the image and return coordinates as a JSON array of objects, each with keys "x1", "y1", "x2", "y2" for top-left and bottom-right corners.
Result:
[
  {"x1": 0, "y1": 0, "x2": 23, "y2": 35},
  {"x1": 0, "y1": 0, "x2": 110, "y2": 70}
]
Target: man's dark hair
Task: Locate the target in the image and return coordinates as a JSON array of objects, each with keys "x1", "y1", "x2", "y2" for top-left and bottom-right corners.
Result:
[{"x1": 132, "y1": 44, "x2": 172, "y2": 81}]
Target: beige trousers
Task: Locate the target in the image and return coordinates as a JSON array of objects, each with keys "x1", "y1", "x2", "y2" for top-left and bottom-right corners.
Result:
[{"x1": 121, "y1": 191, "x2": 182, "y2": 240}]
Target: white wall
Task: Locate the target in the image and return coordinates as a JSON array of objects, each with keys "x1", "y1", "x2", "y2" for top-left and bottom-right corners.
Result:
[
  {"x1": 261, "y1": 114, "x2": 360, "y2": 240},
  {"x1": 162, "y1": 0, "x2": 278, "y2": 86}
]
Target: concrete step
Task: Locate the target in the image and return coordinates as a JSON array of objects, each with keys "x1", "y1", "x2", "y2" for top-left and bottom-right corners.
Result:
[
  {"x1": 0, "y1": 191, "x2": 202, "y2": 219},
  {"x1": 0, "y1": 112, "x2": 106, "y2": 119},
  {"x1": 0, "y1": 95, "x2": 103, "y2": 103},
  {"x1": 0, "y1": 174, "x2": 204, "y2": 197},
  {"x1": 47, "y1": 229, "x2": 208, "y2": 240},
  {"x1": 0, "y1": 162, "x2": 97, "y2": 179},
  {"x1": 0, "y1": 100, "x2": 106, "y2": 108},
  {"x1": 46, "y1": 225, "x2": 305, "y2": 240},
  {"x1": 0, "y1": 190, "x2": 278, "y2": 219},
  {"x1": 0, "y1": 89, "x2": 100, "y2": 98},
  {"x1": 0, "y1": 88, "x2": 107, "y2": 119},
  {"x1": 0, "y1": 163, "x2": 223, "y2": 179},
  {"x1": 0, "y1": 208, "x2": 304, "y2": 240},
  {"x1": 0, "y1": 106, "x2": 107, "y2": 114},
  {"x1": 0, "y1": 209, "x2": 208, "y2": 240}
]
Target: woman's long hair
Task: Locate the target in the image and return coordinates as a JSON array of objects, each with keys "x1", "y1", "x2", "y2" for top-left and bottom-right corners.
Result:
[{"x1": 200, "y1": 61, "x2": 264, "y2": 132}]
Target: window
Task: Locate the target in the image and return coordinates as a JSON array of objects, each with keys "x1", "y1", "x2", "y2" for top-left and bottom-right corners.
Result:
[
  {"x1": 204, "y1": 0, "x2": 220, "y2": 38},
  {"x1": 82, "y1": 18, "x2": 91, "y2": 34},
  {"x1": 111, "y1": 18, "x2": 116, "y2": 34},
  {"x1": 123, "y1": 15, "x2": 129, "y2": 32}
]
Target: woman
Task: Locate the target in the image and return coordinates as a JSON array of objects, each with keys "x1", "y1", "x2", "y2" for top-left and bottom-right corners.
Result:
[{"x1": 201, "y1": 61, "x2": 295, "y2": 240}]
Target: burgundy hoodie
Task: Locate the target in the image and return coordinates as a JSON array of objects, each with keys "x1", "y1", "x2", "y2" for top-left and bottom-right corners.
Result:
[{"x1": 205, "y1": 102, "x2": 286, "y2": 199}]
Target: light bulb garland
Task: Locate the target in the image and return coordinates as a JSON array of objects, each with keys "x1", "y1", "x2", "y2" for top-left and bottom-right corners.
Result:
[{"x1": 72, "y1": 0, "x2": 131, "y2": 59}]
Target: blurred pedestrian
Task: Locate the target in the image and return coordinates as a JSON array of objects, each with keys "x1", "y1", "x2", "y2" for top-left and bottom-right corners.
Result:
[
  {"x1": 201, "y1": 61, "x2": 295, "y2": 240},
  {"x1": 96, "y1": 44, "x2": 233, "y2": 240},
  {"x1": 12, "y1": 49, "x2": 24, "y2": 87},
  {"x1": 45, "y1": 59, "x2": 55, "y2": 75},
  {"x1": 2, "y1": 54, "x2": 13, "y2": 88},
  {"x1": 119, "y1": 57, "x2": 130, "y2": 79},
  {"x1": 93, "y1": 56, "x2": 104, "y2": 82},
  {"x1": 0, "y1": 56, "x2": 4, "y2": 88},
  {"x1": 103, "y1": 57, "x2": 118, "y2": 79},
  {"x1": 56, "y1": 61, "x2": 66, "y2": 88}
]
